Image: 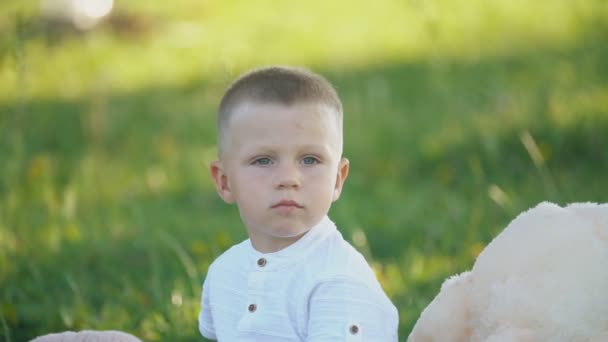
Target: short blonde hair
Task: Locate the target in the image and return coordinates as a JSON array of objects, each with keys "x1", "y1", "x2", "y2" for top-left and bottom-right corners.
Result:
[{"x1": 217, "y1": 66, "x2": 343, "y2": 155}]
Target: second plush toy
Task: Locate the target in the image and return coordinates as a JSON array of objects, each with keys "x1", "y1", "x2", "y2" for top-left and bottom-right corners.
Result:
[{"x1": 408, "y1": 202, "x2": 608, "y2": 342}]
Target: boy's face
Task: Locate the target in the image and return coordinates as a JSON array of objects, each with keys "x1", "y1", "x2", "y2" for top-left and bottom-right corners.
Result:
[{"x1": 211, "y1": 101, "x2": 349, "y2": 253}]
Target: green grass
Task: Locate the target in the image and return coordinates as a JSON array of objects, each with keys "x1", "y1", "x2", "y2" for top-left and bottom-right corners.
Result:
[{"x1": 1, "y1": 0, "x2": 607, "y2": 340}]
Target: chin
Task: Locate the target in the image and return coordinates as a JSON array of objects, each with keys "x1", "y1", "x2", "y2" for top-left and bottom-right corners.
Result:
[{"x1": 271, "y1": 224, "x2": 311, "y2": 238}]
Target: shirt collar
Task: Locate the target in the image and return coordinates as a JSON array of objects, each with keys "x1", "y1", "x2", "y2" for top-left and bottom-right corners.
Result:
[{"x1": 247, "y1": 216, "x2": 336, "y2": 271}]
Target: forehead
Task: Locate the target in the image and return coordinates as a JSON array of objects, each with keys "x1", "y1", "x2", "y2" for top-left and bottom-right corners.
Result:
[
  {"x1": 226, "y1": 100, "x2": 341, "y2": 133},
  {"x1": 231, "y1": 99, "x2": 338, "y2": 121},
  {"x1": 220, "y1": 101, "x2": 343, "y2": 154}
]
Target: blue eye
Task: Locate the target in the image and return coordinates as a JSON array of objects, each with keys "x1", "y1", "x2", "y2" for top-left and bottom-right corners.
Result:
[
  {"x1": 302, "y1": 157, "x2": 319, "y2": 165},
  {"x1": 253, "y1": 157, "x2": 272, "y2": 165}
]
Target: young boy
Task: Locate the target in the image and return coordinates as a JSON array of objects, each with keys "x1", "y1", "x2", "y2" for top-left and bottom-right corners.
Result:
[{"x1": 199, "y1": 66, "x2": 399, "y2": 341}]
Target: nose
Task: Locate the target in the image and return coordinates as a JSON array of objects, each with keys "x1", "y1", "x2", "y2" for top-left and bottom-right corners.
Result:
[{"x1": 274, "y1": 163, "x2": 301, "y2": 189}]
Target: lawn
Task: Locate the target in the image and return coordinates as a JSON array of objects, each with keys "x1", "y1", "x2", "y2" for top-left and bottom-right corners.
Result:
[{"x1": 1, "y1": 0, "x2": 607, "y2": 340}]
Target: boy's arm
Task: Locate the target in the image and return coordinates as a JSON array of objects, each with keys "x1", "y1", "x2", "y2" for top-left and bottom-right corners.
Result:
[
  {"x1": 306, "y1": 278, "x2": 399, "y2": 342},
  {"x1": 198, "y1": 280, "x2": 217, "y2": 340}
]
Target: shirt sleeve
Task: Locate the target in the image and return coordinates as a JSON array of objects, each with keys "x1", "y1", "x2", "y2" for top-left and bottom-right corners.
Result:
[
  {"x1": 306, "y1": 278, "x2": 399, "y2": 342},
  {"x1": 198, "y1": 279, "x2": 217, "y2": 340}
]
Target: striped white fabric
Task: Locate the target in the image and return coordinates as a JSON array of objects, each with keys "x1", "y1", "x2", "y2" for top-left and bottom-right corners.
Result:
[{"x1": 199, "y1": 216, "x2": 399, "y2": 341}]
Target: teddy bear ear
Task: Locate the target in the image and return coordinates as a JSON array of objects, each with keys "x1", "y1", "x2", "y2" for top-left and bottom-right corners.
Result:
[
  {"x1": 565, "y1": 202, "x2": 608, "y2": 243},
  {"x1": 408, "y1": 272, "x2": 472, "y2": 342}
]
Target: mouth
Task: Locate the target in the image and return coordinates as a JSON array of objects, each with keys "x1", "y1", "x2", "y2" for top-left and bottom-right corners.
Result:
[{"x1": 271, "y1": 200, "x2": 304, "y2": 209}]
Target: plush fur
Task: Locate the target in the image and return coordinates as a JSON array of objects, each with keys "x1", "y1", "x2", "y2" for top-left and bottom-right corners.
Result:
[
  {"x1": 408, "y1": 202, "x2": 608, "y2": 342},
  {"x1": 30, "y1": 330, "x2": 142, "y2": 342}
]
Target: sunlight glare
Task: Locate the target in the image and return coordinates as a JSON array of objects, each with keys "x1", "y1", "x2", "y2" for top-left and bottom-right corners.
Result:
[
  {"x1": 71, "y1": 0, "x2": 114, "y2": 29},
  {"x1": 72, "y1": 0, "x2": 113, "y2": 19}
]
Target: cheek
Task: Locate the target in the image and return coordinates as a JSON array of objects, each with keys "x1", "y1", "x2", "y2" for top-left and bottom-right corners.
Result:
[
  {"x1": 229, "y1": 169, "x2": 266, "y2": 195},
  {"x1": 305, "y1": 167, "x2": 338, "y2": 191},
  {"x1": 310, "y1": 165, "x2": 337, "y2": 181}
]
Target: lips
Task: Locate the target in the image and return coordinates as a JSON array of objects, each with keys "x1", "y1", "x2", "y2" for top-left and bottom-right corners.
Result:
[{"x1": 271, "y1": 200, "x2": 303, "y2": 209}]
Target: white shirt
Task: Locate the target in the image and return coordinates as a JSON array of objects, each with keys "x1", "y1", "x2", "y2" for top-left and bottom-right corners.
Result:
[{"x1": 198, "y1": 216, "x2": 399, "y2": 341}]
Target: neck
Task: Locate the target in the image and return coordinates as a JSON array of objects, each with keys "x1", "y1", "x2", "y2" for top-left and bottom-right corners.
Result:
[{"x1": 249, "y1": 231, "x2": 309, "y2": 253}]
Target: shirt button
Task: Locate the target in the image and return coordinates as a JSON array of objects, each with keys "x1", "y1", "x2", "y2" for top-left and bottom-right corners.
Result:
[
  {"x1": 248, "y1": 304, "x2": 257, "y2": 313},
  {"x1": 257, "y1": 258, "x2": 267, "y2": 267},
  {"x1": 349, "y1": 325, "x2": 359, "y2": 334}
]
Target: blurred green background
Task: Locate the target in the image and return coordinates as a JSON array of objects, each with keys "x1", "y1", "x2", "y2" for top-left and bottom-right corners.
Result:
[{"x1": 1, "y1": 0, "x2": 607, "y2": 340}]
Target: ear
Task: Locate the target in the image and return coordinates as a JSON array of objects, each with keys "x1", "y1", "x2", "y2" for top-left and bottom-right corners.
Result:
[
  {"x1": 408, "y1": 272, "x2": 472, "y2": 342},
  {"x1": 210, "y1": 160, "x2": 235, "y2": 204},
  {"x1": 332, "y1": 157, "x2": 350, "y2": 202}
]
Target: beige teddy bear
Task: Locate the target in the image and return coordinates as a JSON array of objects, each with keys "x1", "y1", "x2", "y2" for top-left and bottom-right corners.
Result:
[
  {"x1": 408, "y1": 202, "x2": 608, "y2": 342},
  {"x1": 30, "y1": 330, "x2": 142, "y2": 342}
]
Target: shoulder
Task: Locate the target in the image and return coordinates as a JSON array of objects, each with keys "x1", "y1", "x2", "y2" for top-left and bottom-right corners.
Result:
[
  {"x1": 307, "y1": 276, "x2": 399, "y2": 340},
  {"x1": 205, "y1": 239, "x2": 250, "y2": 281},
  {"x1": 298, "y1": 229, "x2": 397, "y2": 308},
  {"x1": 305, "y1": 230, "x2": 398, "y2": 317},
  {"x1": 310, "y1": 275, "x2": 396, "y2": 312},
  {"x1": 310, "y1": 229, "x2": 377, "y2": 283}
]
